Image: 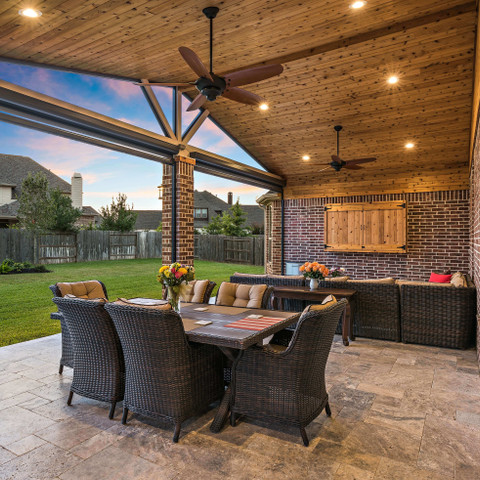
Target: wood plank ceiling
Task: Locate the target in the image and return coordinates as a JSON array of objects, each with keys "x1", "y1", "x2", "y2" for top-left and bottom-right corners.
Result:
[{"x1": 0, "y1": 0, "x2": 476, "y2": 198}]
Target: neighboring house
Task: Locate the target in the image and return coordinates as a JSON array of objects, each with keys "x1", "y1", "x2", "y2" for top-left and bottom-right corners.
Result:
[
  {"x1": 133, "y1": 190, "x2": 264, "y2": 231},
  {"x1": 0, "y1": 154, "x2": 100, "y2": 228}
]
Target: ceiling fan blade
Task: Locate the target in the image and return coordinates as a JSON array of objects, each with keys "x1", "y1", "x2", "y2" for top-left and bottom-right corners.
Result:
[
  {"x1": 319, "y1": 166, "x2": 332, "y2": 172},
  {"x1": 186, "y1": 93, "x2": 207, "y2": 112},
  {"x1": 223, "y1": 87, "x2": 264, "y2": 106},
  {"x1": 224, "y1": 64, "x2": 284, "y2": 87},
  {"x1": 344, "y1": 164, "x2": 363, "y2": 170},
  {"x1": 344, "y1": 157, "x2": 376, "y2": 165},
  {"x1": 179, "y1": 47, "x2": 213, "y2": 81},
  {"x1": 135, "y1": 82, "x2": 193, "y2": 87}
]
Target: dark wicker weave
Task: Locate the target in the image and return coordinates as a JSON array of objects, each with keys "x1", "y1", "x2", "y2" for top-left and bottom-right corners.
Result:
[
  {"x1": 318, "y1": 280, "x2": 401, "y2": 341},
  {"x1": 230, "y1": 274, "x2": 306, "y2": 312},
  {"x1": 104, "y1": 303, "x2": 225, "y2": 443},
  {"x1": 230, "y1": 299, "x2": 347, "y2": 446},
  {"x1": 161, "y1": 280, "x2": 216, "y2": 303},
  {"x1": 49, "y1": 281, "x2": 109, "y2": 374},
  {"x1": 52, "y1": 297, "x2": 124, "y2": 419},
  {"x1": 400, "y1": 283, "x2": 476, "y2": 349}
]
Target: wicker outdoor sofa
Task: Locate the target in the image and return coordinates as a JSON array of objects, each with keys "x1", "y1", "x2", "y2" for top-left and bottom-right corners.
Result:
[{"x1": 229, "y1": 273, "x2": 476, "y2": 349}]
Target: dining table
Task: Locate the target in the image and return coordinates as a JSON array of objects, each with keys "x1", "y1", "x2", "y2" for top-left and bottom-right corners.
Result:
[{"x1": 177, "y1": 302, "x2": 301, "y2": 432}]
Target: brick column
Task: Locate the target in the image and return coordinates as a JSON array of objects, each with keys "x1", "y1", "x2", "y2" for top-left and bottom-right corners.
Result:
[{"x1": 162, "y1": 155, "x2": 195, "y2": 266}]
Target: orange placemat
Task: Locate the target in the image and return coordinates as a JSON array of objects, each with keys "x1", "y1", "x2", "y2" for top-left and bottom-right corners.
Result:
[{"x1": 225, "y1": 317, "x2": 285, "y2": 331}]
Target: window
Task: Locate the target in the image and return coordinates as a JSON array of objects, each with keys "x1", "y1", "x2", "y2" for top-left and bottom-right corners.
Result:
[{"x1": 194, "y1": 208, "x2": 208, "y2": 219}]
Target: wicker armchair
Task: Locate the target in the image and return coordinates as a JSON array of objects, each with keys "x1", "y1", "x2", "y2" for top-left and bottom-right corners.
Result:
[
  {"x1": 161, "y1": 279, "x2": 216, "y2": 304},
  {"x1": 215, "y1": 282, "x2": 273, "y2": 309},
  {"x1": 49, "y1": 280, "x2": 109, "y2": 374},
  {"x1": 104, "y1": 303, "x2": 225, "y2": 443},
  {"x1": 52, "y1": 297, "x2": 125, "y2": 419},
  {"x1": 230, "y1": 299, "x2": 347, "y2": 446}
]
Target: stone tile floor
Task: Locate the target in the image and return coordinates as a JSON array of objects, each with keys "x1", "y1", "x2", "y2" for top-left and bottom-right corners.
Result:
[{"x1": 1, "y1": 334, "x2": 480, "y2": 479}]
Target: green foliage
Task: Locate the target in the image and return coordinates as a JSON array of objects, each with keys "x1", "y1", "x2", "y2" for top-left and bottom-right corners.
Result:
[
  {"x1": 17, "y1": 172, "x2": 52, "y2": 232},
  {"x1": 47, "y1": 189, "x2": 82, "y2": 232},
  {"x1": 156, "y1": 223, "x2": 162, "y2": 232},
  {"x1": 0, "y1": 258, "x2": 46, "y2": 274},
  {"x1": 17, "y1": 173, "x2": 81, "y2": 233},
  {"x1": 99, "y1": 193, "x2": 138, "y2": 232},
  {"x1": 249, "y1": 223, "x2": 264, "y2": 235},
  {"x1": 204, "y1": 201, "x2": 249, "y2": 236},
  {"x1": 204, "y1": 213, "x2": 224, "y2": 235}
]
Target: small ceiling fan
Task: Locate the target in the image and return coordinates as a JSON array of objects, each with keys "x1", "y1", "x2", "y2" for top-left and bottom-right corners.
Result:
[
  {"x1": 318, "y1": 126, "x2": 376, "y2": 172},
  {"x1": 136, "y1": 6, "x2": 283, "y2": 112}
]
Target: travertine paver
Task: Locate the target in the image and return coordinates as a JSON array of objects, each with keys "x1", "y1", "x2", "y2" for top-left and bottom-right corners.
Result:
[{"x1": 0, "y1": 333, "x2": 479, "y2": 479}]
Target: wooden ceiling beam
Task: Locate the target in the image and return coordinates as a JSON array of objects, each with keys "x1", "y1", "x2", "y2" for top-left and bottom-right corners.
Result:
[{"x1": 221, "y1": 2, "x2": 476, "y2": 72}]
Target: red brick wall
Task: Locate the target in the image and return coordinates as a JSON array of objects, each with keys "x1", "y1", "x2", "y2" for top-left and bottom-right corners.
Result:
[
  {"x1": 266, "y1": 191, "x2": 470, "y2": 281},
  {"x1": 470, "y1": 122, "x2": 480, "y2": 359}
]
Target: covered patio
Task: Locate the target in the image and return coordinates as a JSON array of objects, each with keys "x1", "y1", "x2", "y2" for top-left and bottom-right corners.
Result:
[{"x1": 1, "y1": 0, "x2": 480, "y2": 479}]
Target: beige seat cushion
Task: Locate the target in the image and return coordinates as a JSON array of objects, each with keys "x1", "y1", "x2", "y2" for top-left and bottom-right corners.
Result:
[
  {"x1": 350, "y1": 277, "x2": 395, "y2": 284},
  {"x1": 267, "y1": 274, "x2": 304, "y2": 282},
  {"x1": 396, "y1": 279, "x2": 453, "y2": 288},
  {"x1": 115, "y1": 299, "x2": 172, "y2": 310},
  {"x1": 450, "y1": 272, "x2": 467, "y2": 288},
  {"x1": 324, "y1": 276, "x2": 349, "y2": 282},
  {"x1": 57, "y1": 281, "x2": 105, "y2": 299},
  {"x1": 180, "y1": 279, "x2": 209, "y2": 303},
  {"x1": 303, "y1": 295, "x2": 337, "y2": 315},
  {"x1": 233, "y1": 272, "x2": 267, "y2": 279},
  {"x1": 216, "y1": 282, "x2": 267, "y2": 309},
  {"x1": 63, "y1": 294, "x2": 107, "y2": 303}
]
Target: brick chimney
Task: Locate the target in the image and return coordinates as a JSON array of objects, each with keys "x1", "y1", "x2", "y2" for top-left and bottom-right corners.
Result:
[
  {"x1": 71, "y1": 172, "x2": 83, "y2": 209},
  {"x1": 228, "y1": 192, "x2": 233, "y2": 205}
]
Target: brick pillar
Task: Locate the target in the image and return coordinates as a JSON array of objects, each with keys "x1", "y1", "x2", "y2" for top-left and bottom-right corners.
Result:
[
  {"x1": 264, "y1": 199, "x2": 283, "y2": 275},
  {"x1": 162, "y1": 155, "x2": 195, "y2": 266}
]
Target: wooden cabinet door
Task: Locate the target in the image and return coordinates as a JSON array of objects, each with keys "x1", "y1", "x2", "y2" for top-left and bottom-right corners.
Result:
[
  {"x1": 325, "y1": 204, "x2": 363, "y2": 252},
  {"x1": 324, "y1": 202, "x2": 407, "y2": 253},
  {"x1": 362, "y1": 203, "x2": 406, "y2": 253}
]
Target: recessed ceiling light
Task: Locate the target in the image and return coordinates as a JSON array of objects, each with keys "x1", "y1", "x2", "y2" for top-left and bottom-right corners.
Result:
[
  {"x1": 19, "y1": 8, "x2": 42, "y2": 17},
  {"x1": 388, "y1": 76, "x2": 399, "y2": 84},
  {"x1": 350, "y1": 1, "x2": 366, "y2": 9},
  {"x1": 302, "y1": 155, "x2": 310, "y2": 161},
  {"x1": 405, "y1": 142, "x2": 415, "y2": 149},
  {"x1": 259, "y1": 103, "x2": 269, "y2": 111}
]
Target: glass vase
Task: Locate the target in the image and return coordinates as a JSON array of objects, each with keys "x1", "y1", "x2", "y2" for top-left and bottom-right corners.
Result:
[
  {"x1": 309, "y1": 278, "x2": 319, "y2": 290},
  {"x1": 167, "y1": 286, "x2": 181, "y2": 313}
]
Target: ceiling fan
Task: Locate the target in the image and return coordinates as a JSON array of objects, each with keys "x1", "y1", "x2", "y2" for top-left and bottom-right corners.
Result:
[
  {"x1": 318, "y1": 126, "x2": 376, "y2": 172},
  {"x1": 135, "y1": 6, "x2": 283, "y2": 111}
]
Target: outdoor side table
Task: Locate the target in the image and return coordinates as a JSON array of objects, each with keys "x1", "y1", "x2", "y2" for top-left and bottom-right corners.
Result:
[{"x1": 271, "y1": 286, "x2": 357, "y2": 346}]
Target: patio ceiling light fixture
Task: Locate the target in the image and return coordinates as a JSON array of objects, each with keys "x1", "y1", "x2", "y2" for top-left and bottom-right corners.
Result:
[
  {"x1": 19, "y1": 7, "x2": 42, "y2": 17},
  {"x1": 259, "y1": 103, "x2": 269, "y2": 111},
  {"x1": 350, "y1": 1, "x2": 366, "y2": 9},
  {"x1": 302, "y1": 155, "x2": 310, "y2": 161},
  {"x1": 405, "y1": 142, "x2": 415, "y2": 149},
  {"x1": 387, "y1": 75, "x2": 399, "y2": 84}
]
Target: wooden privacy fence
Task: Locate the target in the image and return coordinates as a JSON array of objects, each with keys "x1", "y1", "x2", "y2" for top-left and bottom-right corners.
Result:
[
  {"x1": 194, "y1": 235, "x2": 264, "y2": 266},
  {"x1": 0, "y1": 231, "x2": 264, "y2": 265}
]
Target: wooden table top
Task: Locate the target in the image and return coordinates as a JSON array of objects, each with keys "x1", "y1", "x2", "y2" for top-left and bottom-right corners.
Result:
[
  {"x1": 180, "y1": 303, "x2": 301, "y2": 350},
  {"x1": 272, "y1": 286, "x2": 357, "y2": 297}
]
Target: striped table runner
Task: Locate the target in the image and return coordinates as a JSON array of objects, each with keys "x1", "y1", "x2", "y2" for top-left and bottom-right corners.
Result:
[{"x1": 225, "y1": 317, "x2": 286, "y2": 331}]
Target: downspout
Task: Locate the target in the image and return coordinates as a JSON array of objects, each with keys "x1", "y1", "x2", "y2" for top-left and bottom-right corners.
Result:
[{"x1": 281, "y1": 189, "x2": 285, "y2": 275}]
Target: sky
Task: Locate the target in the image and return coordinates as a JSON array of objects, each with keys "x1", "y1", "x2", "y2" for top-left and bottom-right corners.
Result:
[{"x1": 0, "y1": 61, "x2": 267, "y2": 210}]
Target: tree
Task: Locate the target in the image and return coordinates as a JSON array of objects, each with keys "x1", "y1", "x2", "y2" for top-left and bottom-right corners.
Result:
[
  {"x1": 17, "y1": 172, "x2": 54, "y2": 232},
  {"x1": 204, "y1": 213, "x2": 224, "y2": 235},
  {"x1": 222, "y1": 201, "x2": 248, "y2": 236},
  {"x1": 17, "y1": 173, "x2": 83, "y2": 233},
  {"x1": 47, "y1": 189, "x2": 82, "y2": 232},
  {"x1": 99, "y1": 193, "x2": 138, "y2": 232},
  {"x1": 204, "y1": 201, "x2": 249, "y2": 236}
]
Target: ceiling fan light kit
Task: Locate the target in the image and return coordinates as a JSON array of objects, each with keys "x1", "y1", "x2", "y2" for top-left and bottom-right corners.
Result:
[{"x1": 139, "y1": 6, "x2": 283, "y2": 112}]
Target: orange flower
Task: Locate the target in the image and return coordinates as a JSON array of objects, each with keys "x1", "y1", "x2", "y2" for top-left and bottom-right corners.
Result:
[
  {"x1": 305, "y1": 266, "x2": 311, "y2": 272},
  {"x1": 299, "y1": 265, "x2": 305, "y2": 272}
]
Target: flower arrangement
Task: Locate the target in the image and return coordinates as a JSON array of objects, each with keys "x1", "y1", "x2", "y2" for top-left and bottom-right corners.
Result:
[
  {"x1": 329, "y1": 267, "x2": 346, "y2": 277},
  {"x1": 157, "y1": 263, "x2": 195, "y2": 311},
  {"x1": 299, "y1": 262, "x2": 329, "y2": 279}
]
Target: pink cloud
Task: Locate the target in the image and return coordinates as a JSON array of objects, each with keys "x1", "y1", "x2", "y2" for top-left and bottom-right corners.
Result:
[{"x1": 103, "y1": 78, "x2": 143, "y2": 100}]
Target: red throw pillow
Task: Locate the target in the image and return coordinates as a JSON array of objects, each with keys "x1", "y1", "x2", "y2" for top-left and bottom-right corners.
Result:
[{"x1": 429, "y1": 272, "x2": 452, "y2": 283}]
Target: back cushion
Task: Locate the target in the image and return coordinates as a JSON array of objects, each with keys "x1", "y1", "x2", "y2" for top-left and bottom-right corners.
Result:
[
  {"x1": 180, "y1": 279, "x2": 209, "y2": 303},
  {"x1": 216, "y1": 282, "x2": 267, "y2": 309},
  {"x1": 57, "y1": 281, "x2": 105, "y2": 299},
  {"x1": 114, "y1": 299, "x2": 172, "y2": 310},
  {"x1": 303, "y1": 295, "x2": 337, "y2": 314}
]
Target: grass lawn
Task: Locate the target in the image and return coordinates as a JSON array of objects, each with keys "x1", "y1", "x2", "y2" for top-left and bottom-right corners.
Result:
[{"x1": 0, "y1": 259, "x2": 264, "y2": 347}]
